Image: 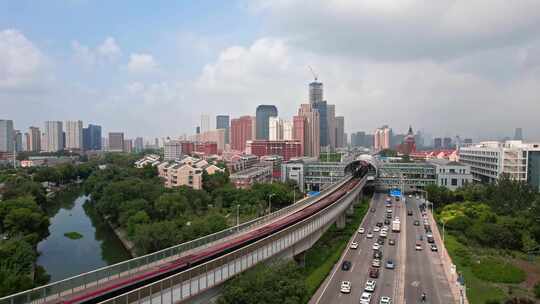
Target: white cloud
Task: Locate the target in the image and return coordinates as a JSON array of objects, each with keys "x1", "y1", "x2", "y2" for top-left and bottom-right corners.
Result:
[
  {"x1": 97, "y1": 37, "x2": 121, "y2": 60},
  {"x1": 251, "y1": 0, "x2": 540, "y2": 61},
  {"x1": 72, "y1": 36, "x2": 122, "y2": 67},
  {"x1": 127, "y1": 53, "x2": 158, "y2": 74},
  {"x1": 0, "y1": 29, "x2": 47, "y2": 90}
]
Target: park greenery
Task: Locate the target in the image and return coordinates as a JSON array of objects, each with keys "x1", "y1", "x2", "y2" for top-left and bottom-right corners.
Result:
[
  {"x1": 426, "y1": 176, "x2": 540, "y2": 303},
  {"x1": 0, "y1": 162, "x2": 89, "y2": 296},
  {"x1": 83, "y1": 153, "x2": 302, "y2": 255}
]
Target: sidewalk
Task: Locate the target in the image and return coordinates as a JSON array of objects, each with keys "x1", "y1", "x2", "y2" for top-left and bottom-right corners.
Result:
[{"x1": 426, "y1": 204, "x2": 468, "y2": 304}]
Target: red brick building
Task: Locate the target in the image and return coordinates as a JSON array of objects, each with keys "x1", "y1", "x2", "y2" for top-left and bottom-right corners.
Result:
[
  {"x1": 194, "y1": 142, "x2": 218, "y2": 155},
  {"x1": 230, "y1": 116, "x2": 255, "y2": 152},
  {"x1": 246, "y1": 140, "x2": 302, "y2": 161},
  {"x1": 180, "y1": 141, "x2": 194, "y2": 155}
]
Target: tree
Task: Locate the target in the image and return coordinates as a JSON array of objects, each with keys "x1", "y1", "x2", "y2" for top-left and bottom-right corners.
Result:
[
  {"x1": 127, "y1": 211, "x2": 150, "y2": 236},
  {"x1": 217, "y1": 261, "x2": 307, "y2": 304},
  {"x1": 132, "y1": 221, "x2": 180, "y2": 255}
]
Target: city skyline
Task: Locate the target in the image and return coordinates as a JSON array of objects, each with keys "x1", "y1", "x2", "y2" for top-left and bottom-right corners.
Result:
[{"x1": 2, "y1": 1, "x2": 540, "y2": 140}]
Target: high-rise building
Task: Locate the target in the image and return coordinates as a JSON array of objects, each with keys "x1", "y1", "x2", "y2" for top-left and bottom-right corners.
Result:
[
  {"x1": 216, "y1": 115, "x2": 230, "y2": 145},
  {"x1": 43, "y1": 121, "x2": 63, "y2": 152},
  {"x1": 269, "y1": 117, "x2": 283, "y2": 141},
  {"x1": 312, "y1": 101, "x2": 328, "y2": 147},
  {"x1": 134, "y1": 137, "x2": 144, "y2": 153},
  {"x1": 13, "y1": 130, "x2": 23, "y2": 152},
  {"x1": 298, "y1": 104, "x2": 320, "y2": 157},
  {"x1": 256, "y1": 105, "x2": 278, "y2": 140},
  {"x1": 327, "y1": 104, "x2": 336, "y2": 149},
  {"x1": 0, "y1": 120, "x2": 14, "y2": 152},
  {"x1": 199, "y1": 129, "x2": 226, "y2": 153},
  {"x1": 514, "y1": 128, "x2": 523, "y2": 140},
  {"x1": 464, "y1": 138, "x2": 473, "y2": 144},
  {"x1": 443, "y1": 137, "x2": 453, "y2": 149},
  {"x1": 283, "y1": 120, "x2": 293, "y2": 140},
  {"x1": 27, "y1": 126, "x2": 41, "y2": 152},
  {"x1": 200, "y1": 114, "x2": 211, "y2": 133},
  {"x1": 309, "y1": 81, "x2": 323, "y2": 104},
  {"x1": 335, "y1": 116, "x2": 345, "y2": 148},
  {"x1": 374, "y1": 126, "x2": 391, "y2": 151},
  {"x1": 108, "y1": 132, "x2": 125, "y2": 152},
  {"x1": 231, "y1": 116, "x2": 256, "y2": 152},
  {"x1": 434, "y1": 138, "x2": 442, "y2": 149},
  {"x1": 293, "y1": 116, "x2": 306, "y2": 156},
  {"x1": 82, "y1": 124, "x2": 102, "y2": 151},
  {"x1": 123, "y1": 139, "x2": 133, "y2": 153},
  {"x1": 65, "y1": 120, "x2": 83, "y2": 150}
]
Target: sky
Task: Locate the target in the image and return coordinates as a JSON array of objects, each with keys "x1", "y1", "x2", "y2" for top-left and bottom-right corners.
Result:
[{"x1": 1, "y1": 0, "x2": 540, "y2": 141}]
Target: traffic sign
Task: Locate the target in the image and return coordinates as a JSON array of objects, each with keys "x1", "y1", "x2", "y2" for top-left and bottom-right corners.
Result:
[{"x1": 389, "y1": 189, "x2": 401, "y2": 197}]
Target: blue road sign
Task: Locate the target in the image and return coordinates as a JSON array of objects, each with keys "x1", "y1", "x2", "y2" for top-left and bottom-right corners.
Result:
[
  {"x1": 307, "y1": 191, "x2": 320, "y2": 197},
  {"x1": 389, "y1": 189, "x2": 401, "y2": 197}
]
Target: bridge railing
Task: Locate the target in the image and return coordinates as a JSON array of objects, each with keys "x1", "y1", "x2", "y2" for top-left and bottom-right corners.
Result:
[{"x1": 0, "y1": 176, "x2": 351, "y2": 304}]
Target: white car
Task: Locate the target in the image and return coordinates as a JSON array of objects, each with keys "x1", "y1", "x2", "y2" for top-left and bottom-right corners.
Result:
[
  {"x1": 409, "y1": 194, "x2": 413, "y2": 198},
  {"x1": 386, "y1": 208, "x2": 392, "y2": 213},
  {"x1": 380, "y1": 230, "x2": 388, "y2": 238},
  {"x1": 340, "y1": 281, "x2": 351, "y2": 293},
  {"x1": 360, "y1": 292, "x2": 372, "y2": 304},
  {"x1": 415, "y1": 243, "x2": 423, "y2": 251},
  {"x1": 358, "y1": 227, "x2": 365, "y2": 234},
  {"x1": 372, "y1": 259, "x2": 381, "y2": 268},
  {"x1": 372, "y1": 243, "x2": 380, "y2": 251},
  {"x1": 379, "y1": 296, "x2": 392, "y2": 304},
  {"x1": 365, "y1": 280, "x2": 376, "y2": 292},
  {"x1": 382, "y1": 226, "x2": 389, "y2": 231},
  {"x1": 367, "y1": 232, "x2": 374, "y2": 239},
  {"x1": 373, "y1": 226, "x2": 380, "y2": 232},
  {"x1": 350, "y1": 242, "x2": 359, "y2": 249}
]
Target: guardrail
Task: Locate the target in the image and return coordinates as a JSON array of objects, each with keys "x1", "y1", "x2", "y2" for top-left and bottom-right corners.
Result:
[
  {"x1": 0, "y1": 176, "x2": 352, "y2": 304},
  {"x1": 100, "y1": 176, "x2": 366, "y2": 304}
]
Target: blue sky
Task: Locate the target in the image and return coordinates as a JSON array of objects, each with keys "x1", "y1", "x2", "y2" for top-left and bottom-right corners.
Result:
[{"x1": 2, "y1": 1, "x2": 540, "y2": 141}]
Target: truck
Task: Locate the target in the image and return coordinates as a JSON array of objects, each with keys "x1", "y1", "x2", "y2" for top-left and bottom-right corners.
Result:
[{"x1": 392, "y1": 220, "x2": 401, "y2": 233}]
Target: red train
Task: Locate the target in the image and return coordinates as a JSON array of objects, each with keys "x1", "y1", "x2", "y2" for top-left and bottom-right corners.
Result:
[{"x1": 62, "y1": 166, "x2": 368, "y2": 304}]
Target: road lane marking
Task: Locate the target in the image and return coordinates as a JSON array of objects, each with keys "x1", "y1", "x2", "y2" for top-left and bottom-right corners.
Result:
[{"x1": 313, "y1": 194, "x2": 375, "y2": 304}]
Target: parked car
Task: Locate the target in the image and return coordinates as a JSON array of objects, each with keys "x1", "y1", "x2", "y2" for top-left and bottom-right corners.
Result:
[
  {"x1": 415, "y1": 243, "x2": 423, "y2": 251},
  {"x1": 374, "y1": 226, "x2": 381, "y2": 232},
  {"x1": 340, "y1": 280, "x2": 351, "y2": 293},
  {"x1": 372, "y1": 243, "x2": 381, "y2": 251},
  {"x1": 376, "y1": 222, "x2": 383, "y2": 227},
  {"x1": 372, "y1": 259, "x2": 381, "y2": 268},
  {"x1": 384, "y1": 219, "x2": 391, "y2": 225},
  {"x1": 350, "y1": 242, "x2": 359, "y2": 249},
  {"x1": 367, "y1": 232, "x2": 374, "y2": 239},
  {"x1": 379, "y1": 296, "x2": 392, "y2": 304},
  {"x1": 341, "y1": 260, "x2": 352, "y2": 271},
  {"x1": 373, "y1": 250, "x2": 382, "y2": 259},
  {"x1": 377, "y1": 237, "x2": 385, "y2": 245},
  {"x1": 370, "y1": 208, "x2": 376, "y2": 213},
  {"x1": 407, "y1": 210, "x2": 413, "y2": 216},
  {"x1": 414, "y1": 220, "x2": 420, "y2": 226},
  {"x1": 358, "y1": 227, "x2": 365, "y2": 234}
]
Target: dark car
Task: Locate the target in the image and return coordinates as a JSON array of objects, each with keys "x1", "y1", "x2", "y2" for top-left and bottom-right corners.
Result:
[
  {"x1": 427, "y1": 236, "x2": 435, "y2": 243},
  {"x1": 369, "y1": 267, "x2": 380, "y2": 278},
  {"x1": 370, "y1": 208, "x2": 376, "y2": 213},
  {"x1": 373, "y1": 250, "x2": 382, "y2": 259},
  {"x1": 407, "y1": 210, "x2": 413, "y2": 216},
  {"x1": 341, "y1": 260, "x2": 352, "y2": 271},
  {"x1": 376, "y1": 222, "x2": 383, "y2": 227},
  {"x1": 414, "y1": 220, "x2": 420, "y2": 226},
  {"x1": 424, "y1": 225, "x2": 432, "y2": 232},
  {"x1": 384, "y1": 219, "x2": 391, "y2": 225},
  {"x1": 431, "y1": 244, "x2": 438, "y2": 252},
  {"x1": 386, "y1": 213, "x2": 392, "y2": 219},
  {"x1": 377, "y1": 237, "x2": 385, "y2": 245},
  {"x1": 388, "y1": 239, "x2": 396, "y2": 246}
]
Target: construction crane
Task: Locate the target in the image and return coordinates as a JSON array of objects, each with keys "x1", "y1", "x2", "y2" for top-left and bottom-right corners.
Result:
[{"x1": 308, "y1": 65, "x2": 318, "y2": 81}]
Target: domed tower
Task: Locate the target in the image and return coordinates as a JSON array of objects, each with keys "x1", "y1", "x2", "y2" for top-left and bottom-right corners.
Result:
[{"x1": 402, "y1": 125, "x2": 416, "y2": 155}]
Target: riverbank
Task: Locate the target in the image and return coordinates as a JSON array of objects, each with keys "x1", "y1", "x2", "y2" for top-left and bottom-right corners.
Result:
[{"x1": 105, "y1": 218, "x2": 138, "y2": 258}]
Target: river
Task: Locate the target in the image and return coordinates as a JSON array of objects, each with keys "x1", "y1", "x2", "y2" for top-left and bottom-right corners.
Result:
[{"x1": 37, "y1": 189, "x2": 132, "y2": 282}]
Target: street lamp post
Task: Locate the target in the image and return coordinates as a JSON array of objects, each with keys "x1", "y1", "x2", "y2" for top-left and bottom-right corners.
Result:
[
  {"x1": 236, "y1": 204, "x2": 240, "y2": 228},
  {"x1": 268, "y1": 193, "x2": 275, "y2": 215}
]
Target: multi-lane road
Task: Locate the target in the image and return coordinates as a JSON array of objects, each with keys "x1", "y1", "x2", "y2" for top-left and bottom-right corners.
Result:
[{"x1": 310, "y1": 193, "x2": 455, "y2": 304}]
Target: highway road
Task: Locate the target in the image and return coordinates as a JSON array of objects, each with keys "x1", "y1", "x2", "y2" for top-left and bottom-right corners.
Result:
[
  {"x1": 310, "y1": 193, "x2": 458, "y2": 304},
  {"x1": 404, "y1": 196, "x2": 454, "y2": 304},
  {"x1": 310, "y1": 193, "x2": 406, "y2": 304}
]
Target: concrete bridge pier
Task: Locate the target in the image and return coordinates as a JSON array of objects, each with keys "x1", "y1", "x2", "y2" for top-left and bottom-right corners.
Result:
[
  {"x1": 294, "y1": 251, "x2": 306, "y2": 267},
  {"x1": 346, "y1": 204, "x2": 354, "y2": 215},
  {"x1": 336, "y1": 213, "x2": 346, "y2": 229}
]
